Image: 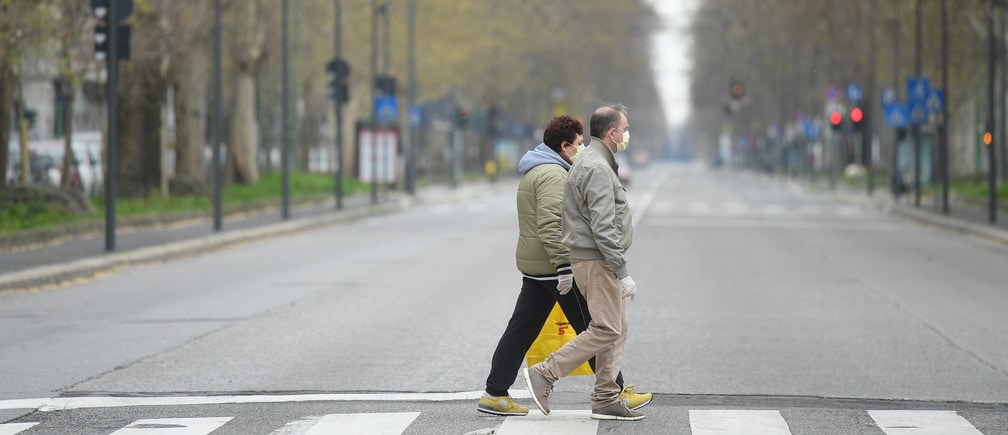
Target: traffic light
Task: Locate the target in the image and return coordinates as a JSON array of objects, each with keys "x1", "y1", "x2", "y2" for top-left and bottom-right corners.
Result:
[
  {"x1": 829, "y1": 111, "x2": 843, "y2": 131},
  {"x1": 849, "y1": 107, "x2": 863, "y2": 131},
  {"x1": 374, "y1": 75, "x2": 396, "y2": 96},
  {"x1": 730, "y1": 81, "x2": 745, "y2": 99},
  {"x1": 326, "y1": 58, "x2": 350, "y2": 104},
  {"x1": 455, "y1": 107, "x2": 469, "y2": 129},
  {"x1": 92, "y1": 0, "x2": 133, "y2": 62}
]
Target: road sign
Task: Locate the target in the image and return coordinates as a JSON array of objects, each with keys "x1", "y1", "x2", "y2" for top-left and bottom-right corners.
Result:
[
  {"x1": 803, "y1": 119, "x2": 820, "y2": 139},
  {"x1": 375, "y1": 96, "x2": 398, "y2": 123},
  {"x1": 909, "y1": 101, "x2": 928, "y2": 125},
  {"x1": 826, "y1": 86, "x2": 839, "y2": 101},
  {"x1": 881, "y1": 86, "x2": 897, "y2": 108},
  {"x1": 847, "y1": 84, "x2": 863, "y2": 103},
  {"x1": 907, "y1": 77, "x2": 930, "y2": 104},
  {"x1": 407, "y1": 105, "x2": 422, "y2": 128},
  {"x1": 885, "y1": 104, "x2": 909, "y2": 128},
  {"x1": 926, "y1": 89, "x2": 944, "y2": 114}
]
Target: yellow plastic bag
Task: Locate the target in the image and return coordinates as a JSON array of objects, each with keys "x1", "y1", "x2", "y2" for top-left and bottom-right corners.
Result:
[{"x1": 525, "y1": 303, "x2": 593, "y2": 376}]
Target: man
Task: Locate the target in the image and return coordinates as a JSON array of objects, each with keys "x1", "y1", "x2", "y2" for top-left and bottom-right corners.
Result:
[
  {"x1": 523, "y1": 105, "x2": 644, "y2": 421},
  {"x1": 478, "y1": 115, "x2": 651, "y2": 416}
]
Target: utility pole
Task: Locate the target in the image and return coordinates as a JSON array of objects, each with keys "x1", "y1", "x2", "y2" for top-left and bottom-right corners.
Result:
[
  {"x1": 104, "y1": 0, "x2": 119, "y2": 252},
  {"x1": 940, "y1": 0, "x2": 950, "y2": 214},
  {"x1": 370, "y1": 0, "x2": 379, "y2": 205},
  {"x1": 282, "y1": 0, "x2": 291, "y2": 220},
  {"x1": 405, "y1": 0, "x2": 417, "y2": 196},
  {"x1": 912, "y1": 0, "x2": 922, "y2": 208},
  {"x1": 213, "y1": 0, "x2": 223, "y2": 231},
  {"x1": 989, "y1": 0, "x2": 999, "y2": 223},
  {"x1": 334, "y1": 0, "x2": 344, "y2": 210}
]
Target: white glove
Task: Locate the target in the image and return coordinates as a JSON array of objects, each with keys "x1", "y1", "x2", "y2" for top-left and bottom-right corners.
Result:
[
  {"x1": 557, "y1": 274, "x2": 574, "y2": 295},
  {"x1": 620, "y1": 276, "x2": 637, "y2": 301}
]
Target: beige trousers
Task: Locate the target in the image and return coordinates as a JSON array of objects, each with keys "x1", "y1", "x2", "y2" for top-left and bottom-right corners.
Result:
[{"x1": 536, "y1": 259, "x2": 627, "y2": 407}]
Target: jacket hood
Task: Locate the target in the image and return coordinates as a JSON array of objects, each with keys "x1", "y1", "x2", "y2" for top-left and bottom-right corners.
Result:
[{"x1": 517, "y1": 143, "x2": 570, "y2": 175}]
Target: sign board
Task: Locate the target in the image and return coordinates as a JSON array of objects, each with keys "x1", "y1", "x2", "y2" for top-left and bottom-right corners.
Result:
[
  {"x1": 803, "y1": 119, "x2": 820, "y2": 139},
  {"x1": 885, "y1": 104, "x2": 909, "y2": 128},
  {"x1": 358, "y1": 128, "x2": 398, "y2": 183},
  {"x1": 881, "y1": 86, "x2": 897, "y2": 108},
  {"x1": 907, "y1": 77, "x2": 930, "y2": 104},
  {"x1": 847, "y1": 83, "x2": 863, "y2": 103},
  {"x1": 407, "y1": 105, "x2": 423, "y2": 128},
  {"x1": 375, "y1": 96, "x2": 398, "y2": 123},
  {"x1": 909, "y1": 101, "x2": 928, "y2": 125},
  {"x1": 926, "y1": 89, "x2": 944, "y2": 114}
]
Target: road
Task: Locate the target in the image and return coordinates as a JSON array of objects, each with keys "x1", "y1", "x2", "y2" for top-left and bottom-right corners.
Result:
[{"x1": 1, "y1": 162, "x2": 1007, "y2": 434}]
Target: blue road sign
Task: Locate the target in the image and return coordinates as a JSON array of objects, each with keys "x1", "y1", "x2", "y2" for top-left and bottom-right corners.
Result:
[
  {"x1": 407, "y1": 105, "x2": 422, "y2": 128},
  {"x1": 907, "y1": 77, "x2": 930, "y2": 104},
  {"x1": 375, "y1": 96, "x2": 398, "y2": 123},
  {"x1": 847, "y1": 83, "x2": 864, "y2": 103},
  {"x1": 881, "y1": 86, "x2": 897, "y2": 108},
  {"x1": 826, "y1": 86, "x2": 839, "y2": 101},
  {"x1": 909, "y1": 101, "x2": 928, "y2": 125},
  {"x1": 926, "y1": 89, "x2": 944, "y2": 114},
  {"x1": 886, "y1": 104, "x2": 909, "y2": 128},
  {"x1": 803, "y1": 119, "x2": 820, "y2": 139}
]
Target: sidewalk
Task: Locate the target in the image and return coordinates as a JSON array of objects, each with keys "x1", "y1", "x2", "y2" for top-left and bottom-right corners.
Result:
[{"x1": 0, "y1": 182, "x2": 498, "y2": 293}]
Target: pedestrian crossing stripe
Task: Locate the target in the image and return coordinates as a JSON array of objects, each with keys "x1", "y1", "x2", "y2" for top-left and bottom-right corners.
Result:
[
  {"x1": 0, "y1": 409, "x2": 990, "y2": 434},
  {"x1": 869, "y1": 410, "x2": 984, "y2": 435},
  {"x1": 0, "y1": 423, "x2": 37, "y2": 435},
  {"x1": 690, "y1": 410, "x2": 791, "y2": 435},
  {"x1": 109, "y1": 417, "x2": 233, "y2": 434}
]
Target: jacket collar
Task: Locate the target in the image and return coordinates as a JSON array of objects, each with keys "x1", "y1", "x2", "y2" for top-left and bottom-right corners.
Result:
[{"x1": 588, "y1": 136, "x2": 618, "y2": 172}]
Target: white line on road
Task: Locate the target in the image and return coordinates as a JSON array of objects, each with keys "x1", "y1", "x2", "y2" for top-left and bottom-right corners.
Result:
[
  {"x1": 869, "y1": 410, "x2": 983, "y2": 435},
  {"x1": 0, "y1": 423, "x2": 38, "y2": 435},
  {"x1": 298, "y1": 412, "x2": 420, "y2": 435},
  {"x1": 0, "y1": 390, "x2": 527, "y2": 412},
  {"x1": 689, "y1": 410, "x2": 792, "y2": 435},
  {"x1": 109, "y1": 417, "x2": 233, "y2": 435},
  {"x1": 494, "y1": 410, "x2": 598, "y2": 435}
]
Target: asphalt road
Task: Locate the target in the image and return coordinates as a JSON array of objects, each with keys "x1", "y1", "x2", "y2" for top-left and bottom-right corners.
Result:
[{"x1": 1, "y1": 162, "x2": 1006, "y2": 434}]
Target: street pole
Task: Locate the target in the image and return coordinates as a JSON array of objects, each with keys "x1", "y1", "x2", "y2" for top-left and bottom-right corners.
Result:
[
  {"x1": 334, "y1": 0, "x2": 344, "y2": 210},
  {"x1": 282, "y1": 0, "x2": 291, "y2": 220},
  {"x1": 213, "y1": 0, "x2": 223, "y2": 230},
  {"x1": 941, "y1": 0, "x2": 950, "y2": 214},
  {"x1": 866, "y1": 0, "x2": 877, "y2": 196},
  {"x1": 989, "y1": 0, "x2": 999, "y2": 223},
  {"x1": 370, "y1": 0, "x2": 378, "y2": 205},
  {"x1": 406, "y1": 0, "x2": 417, "y2": 196},
  {"x1": 104, "y1": 0, "x2": 119, "y2": 252},
  {"x1": 913, "y1": 0, "x2": 922, "y2": 208},
  {"x1": 890, "y1": 17, "x2": 901, "y2": 201},
  {"x1": 382, "y1": 3, "x2": 391, "y2": 199}
]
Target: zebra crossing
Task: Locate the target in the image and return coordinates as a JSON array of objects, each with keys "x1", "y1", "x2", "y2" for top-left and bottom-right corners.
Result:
[{"x1": 1, "y1": 409, "x2": 993, "y2": 434}]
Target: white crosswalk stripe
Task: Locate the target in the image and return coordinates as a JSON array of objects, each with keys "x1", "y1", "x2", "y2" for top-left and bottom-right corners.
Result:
[
  {"x1": 6, "y1": 409, "x2": 991, "y2": 434},
  {"x1": 689, "y1": 410, "x2": 792, "y2": 435},
  {"x1": 869, "y1": 410, "x2": 984, "y2": 435},
  {"x1": 0, "y1": 423, "x2": 38, "y2": 435},
  {"x1": 108, "y1": 417, "x2": 233, "y2": 434},
  {"x1": 494, "y1": 410, "x2": 598, "y2": 435}
]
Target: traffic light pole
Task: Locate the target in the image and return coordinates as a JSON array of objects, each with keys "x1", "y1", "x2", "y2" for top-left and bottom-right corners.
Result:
[
  {"x1": 334, "y1": 0, "x2": 344, "y2": 210},
  {"x1": 913, "y1": 0, "x2": 923, "y2": 208},
  {"x1": 104, "y1": 0, "x2": 119, "y2": 252}
]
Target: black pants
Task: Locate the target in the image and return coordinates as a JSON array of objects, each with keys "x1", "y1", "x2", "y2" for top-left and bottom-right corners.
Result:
[{"x1": 485, "y1": 276, "x2": 625, "y2": 397}]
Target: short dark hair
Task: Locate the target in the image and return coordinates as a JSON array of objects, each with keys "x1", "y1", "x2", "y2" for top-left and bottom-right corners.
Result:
[
  {"x1": 543, "y1": 115, "x2": 583, "y2": 153},
  {"x1": 589, "y1": 104, "x2": 628, "y2": 139}
]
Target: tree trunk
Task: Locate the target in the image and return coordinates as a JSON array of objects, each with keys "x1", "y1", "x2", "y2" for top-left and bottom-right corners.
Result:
[
  {"x1": 173, "y1": 46, "x2": 209, "y2": 183},
  {"x1": 229, "y1": 72, "x2": 259, "y2": 184},
  {"x1": 116, "y1": 61, "x2": 165, "y2": 197}
]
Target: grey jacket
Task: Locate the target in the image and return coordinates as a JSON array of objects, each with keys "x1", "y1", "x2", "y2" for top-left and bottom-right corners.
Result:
[{"x1": 561, "y1": 137, "x2": 633, "y2": 278}]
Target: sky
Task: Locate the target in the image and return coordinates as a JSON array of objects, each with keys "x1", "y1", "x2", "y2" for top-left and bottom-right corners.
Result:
[{"x1": 647, "y1": 0, "x2": 698, "y2": 128}]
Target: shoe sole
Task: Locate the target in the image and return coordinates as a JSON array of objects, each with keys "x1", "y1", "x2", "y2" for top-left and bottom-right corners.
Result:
[
  {"x1": 590, "y1": 412, "x2": 645, "y2": 421},
  {"x1": 629, "y1": 395, "x2": 653, "y2": 410},
  {"x1": 522, "y1": 368, "x2": 549, "y2": 415},
  {"x1": 476, "y1": 404, "x2": 527, "y2": 416}
]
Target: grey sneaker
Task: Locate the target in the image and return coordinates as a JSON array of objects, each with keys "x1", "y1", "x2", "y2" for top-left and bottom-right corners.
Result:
[
  {"x1": 590, "y1": 400, "x2": 645, "y2": 421},
  {"x1": 522, "y1": 367, "x2": 553, "y2": 415}
]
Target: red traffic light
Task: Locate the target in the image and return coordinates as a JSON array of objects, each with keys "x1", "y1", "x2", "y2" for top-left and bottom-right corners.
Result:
[
  {"x1": 830, "y1": 111, "x2": 842, "y2": 126},
  {"x1": 850, "y1": 107, "x2": 863, "y2": 123}
]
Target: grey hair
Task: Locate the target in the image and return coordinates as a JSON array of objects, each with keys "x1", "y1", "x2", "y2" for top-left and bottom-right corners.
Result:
[{"x1": 589, "y1": 104, "x2": 628, "y2": 138}]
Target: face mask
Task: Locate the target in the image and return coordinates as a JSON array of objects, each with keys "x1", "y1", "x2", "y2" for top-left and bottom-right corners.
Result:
[
  {"x1": 616, "y1": 130, "x2": 630, "y2": 153},
  {"x1": 571, "y1": 144, "x2": 586, "y2": 160}
]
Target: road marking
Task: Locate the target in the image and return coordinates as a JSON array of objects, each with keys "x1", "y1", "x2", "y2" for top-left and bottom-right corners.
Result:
[
  {"x1": 0, "y1": 390, "x2": 518, "y2": 411},
  {"x1": 495, "y1": 410, "x2": 597, "y2": 435},
  {"x1": 869, "y1": 410, "x2": 983, "y2": 435},
  {"x1": 109, "y1": 417, "x2": 233, "y2": 434},
  {"x1": 690, "y1": 410, "x2": 792, "y2": 435},
  {"x1": 292, "y1": 412, "x2": 420, "y2": 435},
  {"x1": 0, "y1": 423, "x2": 38, "y2": 435}
]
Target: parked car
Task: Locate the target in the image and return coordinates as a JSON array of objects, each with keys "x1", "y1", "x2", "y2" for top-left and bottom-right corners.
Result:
[{"x1": 26, "y1": 136, "x2": 104, "y2": 196}]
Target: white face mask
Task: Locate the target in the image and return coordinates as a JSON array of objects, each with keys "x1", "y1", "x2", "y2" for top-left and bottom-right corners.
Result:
[
  {"x1": 571, "y1": 144, "x2": 586, "y2": 160},
  {"x1": 616, "y1": 130, "x2": 630, "y2": 153}
]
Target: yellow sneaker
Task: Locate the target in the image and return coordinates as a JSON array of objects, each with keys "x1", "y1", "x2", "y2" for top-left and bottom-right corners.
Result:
[
  {"x1": 477, "y1": 394, "x2": 529, "y2": 416},
  {"x1": 620, "y1": 384, "x2": 653, "y2": 410}
]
